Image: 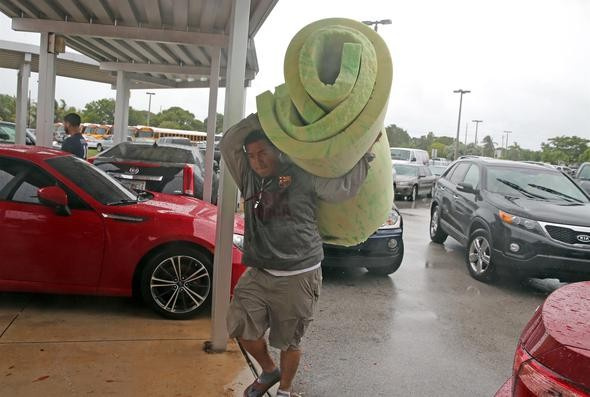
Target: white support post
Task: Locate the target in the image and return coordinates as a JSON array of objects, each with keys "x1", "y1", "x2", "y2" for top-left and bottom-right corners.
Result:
[
  {"x1": 113, "y1": 71, "x2": 130, "y2": 144},
  {"x1": 210, "y1": 0, "x2": 251, "y2": 352},
  {"x1": 15, "y1": 53, "x2": 31, "y2": 145},
  {"x1": 203, "y1": 47, "x2": 221, "y2": 204},
  {"x1": 37, "y1": 32, "x2": 56, "y2": 148}
]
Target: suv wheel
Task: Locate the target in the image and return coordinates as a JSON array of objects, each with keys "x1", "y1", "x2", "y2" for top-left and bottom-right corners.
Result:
[
  {"x1": 141, "y1": 246, "x2": 212, "y2": 319},
  {"x1": 466, "y1": 229, "x2": 496, "y2": 282},
  {"x1": 96, "y1": 143, "x2": 103, "y2": 152},
  {"x1": 430, "y1": 205, "x2": 448, "y2": 243}
]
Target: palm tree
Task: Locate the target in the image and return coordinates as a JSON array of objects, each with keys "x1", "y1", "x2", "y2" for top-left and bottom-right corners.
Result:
[{"x1": 482, "y1": 135, "x2": 495, "y2": 157}]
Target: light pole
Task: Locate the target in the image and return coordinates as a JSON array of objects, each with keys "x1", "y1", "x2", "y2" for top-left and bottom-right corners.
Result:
[
  {"x1": 472, "y1": 120, "x2": 483, "y2": 145},
  {"x1": 503, "y1": 130, "x2": 512, "y2": 149},
  {"x1": 453, "y1": 89, "x2": 470, "y2": 160},
  {"x1": 146, "y1": 92, "x2": 155, "y2": 126},
  {"x1": 362, "y1": 19, "x2": 392, "y2": 32}
]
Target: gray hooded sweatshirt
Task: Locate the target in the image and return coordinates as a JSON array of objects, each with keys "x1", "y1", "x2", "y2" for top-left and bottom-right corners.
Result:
[{"x1": 220, "y1": 114, "x2": 372, "y2": 272}]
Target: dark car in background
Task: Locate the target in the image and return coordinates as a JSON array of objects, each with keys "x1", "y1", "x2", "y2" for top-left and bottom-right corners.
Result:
[
  {"x1": 323, "y1": 206, "x2": 404, "y2": 276},
  {"x1": 429, "y1": 158, "x2": 590, "y2": 282},
  {"x1": 575, "y1": 162, "x2": 590, "y2": 195},
  {"x1": 394, "y1": 163, "x2": 436, "y2": 201},
  {"x1": 92, "y1": 141, "x2": 219, "y2": 204},
  {"x1": 495, "y1": 281, "x2": 590, "y2": 396}
]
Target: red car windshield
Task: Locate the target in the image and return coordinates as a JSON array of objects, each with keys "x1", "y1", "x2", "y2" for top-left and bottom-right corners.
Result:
[{"x1": 46, "y1": 156, "x2": 138, "y2": 205}]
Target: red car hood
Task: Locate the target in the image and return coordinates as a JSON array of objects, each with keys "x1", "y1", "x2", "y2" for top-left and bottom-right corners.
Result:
[
  {"x1": 125, "y1": 192, "x2": 245, "y2": 234},
  {"x1": 521, "y1": 281, "x2": 590, "y2": 390}
]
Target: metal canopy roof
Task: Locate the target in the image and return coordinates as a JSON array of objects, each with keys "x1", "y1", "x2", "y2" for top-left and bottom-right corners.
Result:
[
  {"x1": 0, "y1": 0, "x2": 278, "y2": 89},
  {"x1": 0, "y1": 39, "x2": 118, "y2": 85}
]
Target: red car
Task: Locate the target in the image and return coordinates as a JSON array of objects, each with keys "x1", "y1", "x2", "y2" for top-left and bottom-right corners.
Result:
[
  {"x1": 495, "y1": 282, "x2": 590, "y2": 396},
  {"x1": 0, "y1": 145, "x2": 246, "y2": 319}
]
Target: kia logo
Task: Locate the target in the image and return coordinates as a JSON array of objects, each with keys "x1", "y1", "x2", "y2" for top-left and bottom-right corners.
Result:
[
  {"x1": 128, "y1": 167, "x2": 140, "y2": 175},
  {"x1": 577, "y1": 234, "x2": 590, "y2": 243}
]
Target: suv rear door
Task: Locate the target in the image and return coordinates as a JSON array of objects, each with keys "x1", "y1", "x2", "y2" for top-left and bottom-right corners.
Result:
[
  {"x1": 439, "y1": 162, "x2": 471, "y2": 239},
  {"x1": 453, "y1": 163, "x2": 481, "y2": 238}
]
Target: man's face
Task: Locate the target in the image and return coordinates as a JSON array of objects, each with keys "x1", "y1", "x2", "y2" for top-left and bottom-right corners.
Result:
[
  {"x1": 63, "y1": 121, "x2": 72, "y2": 133},
  {"x1": 245, "y1": 139, "x2": 280, "y2": 178}
]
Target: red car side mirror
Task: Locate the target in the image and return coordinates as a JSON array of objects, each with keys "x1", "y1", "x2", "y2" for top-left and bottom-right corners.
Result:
[{"x1": 38, "y1": 186, "x2": 71, "y2": 215}]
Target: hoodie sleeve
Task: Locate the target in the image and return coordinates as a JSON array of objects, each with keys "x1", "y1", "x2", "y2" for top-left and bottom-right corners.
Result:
[
  {"x1": 219, "y1": 114, "x2": 261, "y2": 192},
  {"x1": 312, "y1": 152, "x2": 374, "y2": 203}
]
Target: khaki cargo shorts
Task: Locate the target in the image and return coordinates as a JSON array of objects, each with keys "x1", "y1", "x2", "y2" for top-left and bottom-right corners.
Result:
[{"x1": 227, "y1": 267, "x2": 322, "y2": 351}]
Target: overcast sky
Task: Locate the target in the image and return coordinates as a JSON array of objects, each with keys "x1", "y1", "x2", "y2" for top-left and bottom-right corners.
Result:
[{"x1": 0, "y1": 0, "x2": 589, "y2": 150}]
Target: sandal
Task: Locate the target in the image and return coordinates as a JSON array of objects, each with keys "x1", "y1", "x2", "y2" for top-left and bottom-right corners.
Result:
[{"x1": 243, "y1": 369, "x2": 281, "y2": 397}]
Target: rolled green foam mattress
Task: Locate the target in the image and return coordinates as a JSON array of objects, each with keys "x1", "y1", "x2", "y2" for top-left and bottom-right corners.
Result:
[{"x1": 256, "y1": 18, "x2": 394, "y2": 246}]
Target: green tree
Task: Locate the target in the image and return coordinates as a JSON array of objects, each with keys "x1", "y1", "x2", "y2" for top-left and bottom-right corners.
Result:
[
  {"x1": 204, "y1": 112, "x2": 224, "y2": 134},
  {"x1": 505, "y1": 143, "x2": 522, "y2": 161},
  {"x1": 385, "y1": 124, "x2": 411, "y2": 147},
  {"x1": 81, "y1": 98, "x2": 115, "y2": 124},
  {"x1": 580, "y1": 148, "x2": 590, "y2": 163},
  {"x1": 152, "y1": 106, "x2": 204, "y2": 130},
  {"x1": 54, "y1": 99, "x2": 78, "y2": 123},
  {"x1": 541, "y1": 135, "x2": 589, "y2": 164},
  {"x1": 429, "y1": 142, "x2": 447, "y2": 158},
  {"x1": 412, "y1": 131, "x2": 435, "y2": 151},
  {"x1": 482, "y1": 135, "x2": 495, "y2": 157},
  {"x1": 128, "y1": 107, "x2": 152, "y2": 126},
  {"x1": 0, "y1": 94, "x2": 16, "y2": 122}
]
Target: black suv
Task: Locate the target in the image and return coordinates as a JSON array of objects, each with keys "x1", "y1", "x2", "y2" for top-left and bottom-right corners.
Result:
[{"x1": 429, "y1": 157, "x2": 590, "y2": 282}]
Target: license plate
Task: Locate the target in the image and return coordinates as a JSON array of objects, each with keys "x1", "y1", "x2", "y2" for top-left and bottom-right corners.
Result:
[{"x1": 121, "y1": 180, "x2": 146, "y2": 191}]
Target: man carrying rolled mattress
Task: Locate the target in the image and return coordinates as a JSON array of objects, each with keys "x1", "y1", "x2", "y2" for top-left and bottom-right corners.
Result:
[{"x1": 221, "y1": 113, "x2": 377, "y2": 397}]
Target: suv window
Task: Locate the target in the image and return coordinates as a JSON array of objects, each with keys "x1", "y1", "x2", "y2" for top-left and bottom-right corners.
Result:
[
  {"x1": 449, "y1": 163, "x2": 471, "y2": 185},
  {"x1": 462, "y1": 165, "x2": 480, "y2": 188}
]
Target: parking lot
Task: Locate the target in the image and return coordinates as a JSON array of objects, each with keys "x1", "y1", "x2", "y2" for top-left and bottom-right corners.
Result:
[
  {"x1": 294, "y1": 198, "x2": 563, "y2": 396},
  {"x1": 0, "y1": 197, "x2": 565, "y2": 397}
]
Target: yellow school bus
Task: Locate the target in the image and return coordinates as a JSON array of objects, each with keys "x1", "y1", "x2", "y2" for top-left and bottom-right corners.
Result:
[
  {"x1": 131, "y1": 126, "x2": 207, "y2": 143},
  {"x1": 83, "y1": 124, "x2": 113, "y2": 140}
]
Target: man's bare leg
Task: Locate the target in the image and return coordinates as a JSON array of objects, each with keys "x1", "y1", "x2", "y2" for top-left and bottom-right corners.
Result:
[
  {"x1": 278, "y1": 348, "x2": 301, "y2": 393},
  {"x1": 239, "y1": 337, "x2": 277, "y2": 373}
]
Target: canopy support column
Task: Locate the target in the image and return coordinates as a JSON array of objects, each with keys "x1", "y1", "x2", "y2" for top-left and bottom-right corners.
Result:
[
  {"x1": 113, "y1": 70, "x2": 130, "y2": 144},
  {"x1": 15, "y1": 53, "x2": 31, "y2": 145},
  {"x1": 37, "y1": 32, "x2": 56, "y2": 148},
  {"x1": 203, "y1": 47, "x2": 221, "y2": 204},
  {"x1": 210, "y1": 0, "x2": 251, "y2": 352}
]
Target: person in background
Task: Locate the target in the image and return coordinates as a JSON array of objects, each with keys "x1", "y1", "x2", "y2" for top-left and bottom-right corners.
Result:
[{"x1": 61, "y1": 113, "x2": 87, "y2": 159}]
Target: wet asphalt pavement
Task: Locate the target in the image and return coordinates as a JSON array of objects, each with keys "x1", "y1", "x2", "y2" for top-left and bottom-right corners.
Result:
[{"x1": 295, "y1": 198, "x2": 564, "y2": 397}]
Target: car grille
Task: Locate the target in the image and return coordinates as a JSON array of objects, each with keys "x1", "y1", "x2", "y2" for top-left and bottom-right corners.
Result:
[{"x1": 544, "y1": 224, "x2": 590, "y2": 246}]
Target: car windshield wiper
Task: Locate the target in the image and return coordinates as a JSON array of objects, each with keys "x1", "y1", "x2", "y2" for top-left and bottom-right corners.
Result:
[
  {"x1": 496, "y1": 178, "x2": 546, "y2": 200},
  {"x1": 105, "y1": 198, "x2": 138, "y2": 206},
  {"x1": 527, "y1": 183, "x2": 583, "y2": 203}
]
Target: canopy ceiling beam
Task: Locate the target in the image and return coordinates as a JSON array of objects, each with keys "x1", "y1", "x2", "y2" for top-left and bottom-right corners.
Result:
[
  {"x1": 100, "y1": 61, "x2": 256, "y2": 79},
  {"x1": 12, "y1": 18, "x2": 229, "y2": 47},
  {"x1": 122, "y1": 71, "x2": 177, "y2": 88}
]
